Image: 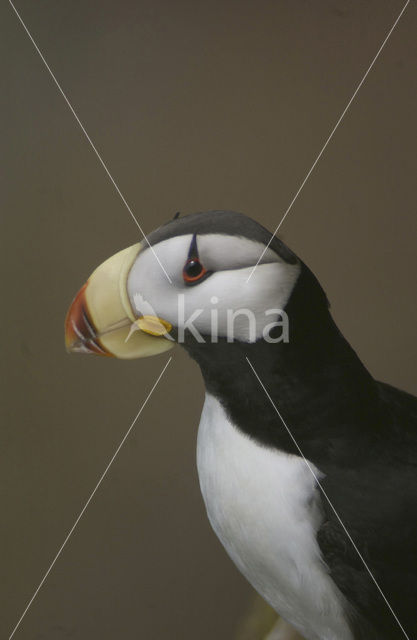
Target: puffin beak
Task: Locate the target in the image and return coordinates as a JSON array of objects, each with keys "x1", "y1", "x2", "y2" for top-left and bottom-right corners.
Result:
[{"x1": 65, "y1": 244, "x2": 175, "y2": 359}]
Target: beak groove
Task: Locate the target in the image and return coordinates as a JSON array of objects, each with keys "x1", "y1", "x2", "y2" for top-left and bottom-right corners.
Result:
[
  {"x1": 65, "y1": 243, "x2": 175, "y2": 359},
  {"x1": 65, "y1": 282, "x2": 112, "y2": 356}
]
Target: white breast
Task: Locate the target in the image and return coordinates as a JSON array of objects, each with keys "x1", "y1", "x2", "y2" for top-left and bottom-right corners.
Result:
[{"x1": 197, "y1": 394, "x2": 353, "y2": 640}]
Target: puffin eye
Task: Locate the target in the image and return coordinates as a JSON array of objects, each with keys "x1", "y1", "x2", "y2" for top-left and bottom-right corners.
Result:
[{"x1": 183, "y1": 258, "x2": 207, "y2": 284}]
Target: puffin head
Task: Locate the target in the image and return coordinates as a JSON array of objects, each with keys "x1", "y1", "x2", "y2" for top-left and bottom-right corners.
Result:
[{"x1": 65, "y1": 211, "x2": 305, "y2": 359}]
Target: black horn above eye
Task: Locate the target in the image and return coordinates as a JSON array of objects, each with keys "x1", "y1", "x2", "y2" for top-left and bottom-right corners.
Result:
[{"x1": 183, "y1": 234, "x2": 211, "y2": 285}]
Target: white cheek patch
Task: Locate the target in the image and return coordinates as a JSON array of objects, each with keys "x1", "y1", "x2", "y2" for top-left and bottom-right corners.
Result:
[
  {"x1": 187, "y1": 262, "x2": 300, "y2": 341},
  {"x1": 197, "y1": 234, "x2": 282, "y2": 271},
  {"x1": 127, "y1": 235, "x2": 300, "y2": 342}
]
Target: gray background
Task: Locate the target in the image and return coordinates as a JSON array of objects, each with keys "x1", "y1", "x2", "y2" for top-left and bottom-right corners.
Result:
[{"x1": 3, "y1": 1, "x2": 416, "y2": 638}]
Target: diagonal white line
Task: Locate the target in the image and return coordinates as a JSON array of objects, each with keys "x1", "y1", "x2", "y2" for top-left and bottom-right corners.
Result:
[
  {"x1": 246, "y1": 356, "x2": 410, "y2": 640},
  {"x1": 247, "y1": 0, "x2": 410, "y2": 283},
  {"x1": 8, "y1": 356, "x2": 172, "y2": 640},
  {"x1": 9, "y1": 0, "x2": 172, "y2": 284}
]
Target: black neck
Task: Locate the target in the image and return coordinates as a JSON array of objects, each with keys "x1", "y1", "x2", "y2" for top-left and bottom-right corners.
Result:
[{"x1": 182, "y1": 265, "x2": 382, "y2": 466}]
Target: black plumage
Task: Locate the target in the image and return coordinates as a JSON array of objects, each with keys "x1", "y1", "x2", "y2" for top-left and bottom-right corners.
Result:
[{"x1": 149, "y1": 211, "x2": 417, "y2": 639}]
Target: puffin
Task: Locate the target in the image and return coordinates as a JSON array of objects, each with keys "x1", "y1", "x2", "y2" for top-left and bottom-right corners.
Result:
[{"x1": 65, "y1": 210, "x2": 417, "y2": 640}]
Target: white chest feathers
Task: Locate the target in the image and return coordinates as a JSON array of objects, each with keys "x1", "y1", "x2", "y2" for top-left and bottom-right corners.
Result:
[{"x1": 197, "y1": 394, "x2": 353, "y2": 640}]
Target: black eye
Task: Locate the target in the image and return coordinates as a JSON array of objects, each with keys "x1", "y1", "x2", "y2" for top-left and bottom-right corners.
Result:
[
  {"x1": 185, "y1": 259, "x2": 202, "y2": 277},
  {"x1": 183, "y1": 258, "x2": 207, "y2": 283}
]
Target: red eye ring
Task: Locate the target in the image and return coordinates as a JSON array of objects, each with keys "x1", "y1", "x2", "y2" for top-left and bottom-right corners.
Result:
[{"x1": 183, "y1": 257, "x2": 207, "y2": 283}]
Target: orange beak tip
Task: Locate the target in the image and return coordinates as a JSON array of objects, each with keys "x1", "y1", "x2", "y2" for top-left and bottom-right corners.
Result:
[{"x1": 64, "y1": 282, "x2": 112, "y2": 357}]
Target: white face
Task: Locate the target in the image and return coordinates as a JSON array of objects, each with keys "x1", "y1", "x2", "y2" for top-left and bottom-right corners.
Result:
[{"x1": 127, "y1": 234, "x2": 301, "y2": 343}]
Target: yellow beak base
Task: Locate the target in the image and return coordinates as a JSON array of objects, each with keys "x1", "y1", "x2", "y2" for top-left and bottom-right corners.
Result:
[{"x1": 65, "y1": 244, "x2": 175, "y2": 359}]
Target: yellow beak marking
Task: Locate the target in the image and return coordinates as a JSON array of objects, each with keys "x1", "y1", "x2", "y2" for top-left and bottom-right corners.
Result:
[{"x1": 135, "y1": 315, "x2": 172, "y2": 337}]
